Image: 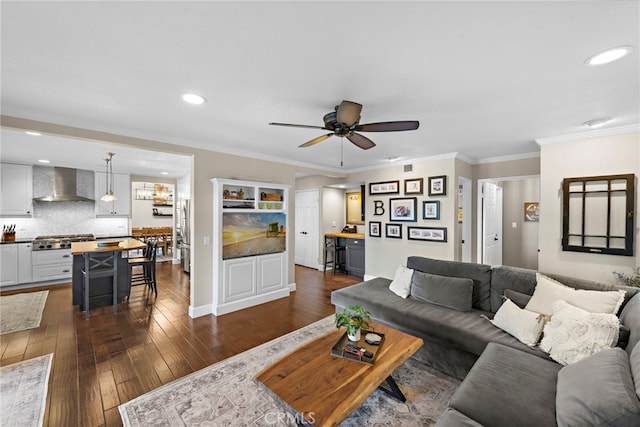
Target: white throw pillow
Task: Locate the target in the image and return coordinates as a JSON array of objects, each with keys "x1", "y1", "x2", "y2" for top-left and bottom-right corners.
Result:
[
  {"x1": 525, "y1": 273, "x2": 625, "y2": 316},
  {"x1": 491, "y1": 299, "x2": 546, "y2": 347},
  {"x1": 540, "y1": 300, "x2": 620, "y2": 365},
  {"x1": 389, "y1": 265, "x2": 414, "y2": 298}
]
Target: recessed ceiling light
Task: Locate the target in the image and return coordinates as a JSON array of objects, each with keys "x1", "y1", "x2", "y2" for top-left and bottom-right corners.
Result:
[
  {"x1": 181, "y1": 93, "x2": 207, "y2": 105},
  {"x1": 583, "y1": 117, "x2": 612, "y2": 128},
  {"x1": 387, "y1": 156, "x2": 400, "y2": 162},
  {"x1": 585, "y1": 46, "x2": 633, "y2": 66},
  {"x1": 37, "y1": 159, "x2": 50, "y2": 163},
  {"x1": 160, "y1": 171, "x2": 169, "y2": 175},
  {"x1": 25, "y1": 131, "x2": 41, "y2": 136}
]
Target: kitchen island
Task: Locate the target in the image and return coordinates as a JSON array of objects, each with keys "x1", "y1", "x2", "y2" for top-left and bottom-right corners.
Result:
[
  {"x1": 325, "y1": 232, "x2": 365, "y2": 277},
  {"x1": 71, "y1": 239, "x2": 146, "y2": 313}
]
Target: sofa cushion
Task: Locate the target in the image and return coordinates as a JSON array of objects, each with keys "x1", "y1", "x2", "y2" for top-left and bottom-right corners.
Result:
[
  {"x1": 491, "y1": 265, "x2": 537, "y2": 312},
  {"x1": 632, "y1": 343, "x2": 640, "y2": 399},
  {"x1": 620, "y1": 293, "x2": 640, "y2": 355},
  {"x1": 540, "y1": 300, "x2": 619, "y2": 365},
  {"x1": 331, "y1": 278, "x2": 551, "y2": 359},
  {"x1": 388, "y1": 264, "x2": 414, "y2": 298},
  {"x1": 491, "y1": 298, "x2": 546, "y2": 346},
  {"x1": 449, "y1": 342, "x2": 560, "y2": 427},
  {"x1": 407, "y1": 256, "x2": 492, "y2": 312},
  {"x1": 435, "y1": 408, "x2": 483, "y2": 427},
  {"x1": 556, "y1": 347, "x2": 640, "y2": 427},
  {"x1": 410, "y1": 271, "x2": 473, "y2": 312},
  {"x1": 504, "y1": 288, "x2": 532, "y2": 309},
  {"x1": 526, "y1": 273, "x2": 626, "y2": 316}
]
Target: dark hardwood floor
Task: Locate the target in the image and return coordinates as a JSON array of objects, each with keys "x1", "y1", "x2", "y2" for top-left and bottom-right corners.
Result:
[{"x1": 0, "y1": 263, "x2": 360, "y2": 427}]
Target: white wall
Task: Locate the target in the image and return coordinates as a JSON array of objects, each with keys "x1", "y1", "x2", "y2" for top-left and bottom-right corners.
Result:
[
  {"x1": 539, "y1": 131, "x2": 639, "y2": 284},
  {"x1": 348, "y1": 156, "x2": 458, "y2": 280},
  {"x1": 502, "y1": 178, "x2": 539, "y2": 270}
]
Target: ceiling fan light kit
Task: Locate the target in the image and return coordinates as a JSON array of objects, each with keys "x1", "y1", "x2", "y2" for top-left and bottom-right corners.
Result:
[{"x1": 269, "y1": 100, "x2": 420, "y2": 152}]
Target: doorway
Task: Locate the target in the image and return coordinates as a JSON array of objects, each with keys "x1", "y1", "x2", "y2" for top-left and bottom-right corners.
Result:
[
  {"x1": 294, "y1": 190, "x2": 319, "y2": 269},
  {"x1": 458, "y1": 177, "x2": 473, "y2": 263},
  {"x1": 477, "y1": 176, "x2": 540, "y2": 269}
]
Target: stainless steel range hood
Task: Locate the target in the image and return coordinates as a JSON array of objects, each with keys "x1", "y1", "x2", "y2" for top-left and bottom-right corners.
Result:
[{"x1": 32, "y1": 166, "x2": 95, "y2": 202}]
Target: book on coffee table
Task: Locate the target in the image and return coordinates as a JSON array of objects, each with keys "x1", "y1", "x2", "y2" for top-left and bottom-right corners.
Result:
[{"x1": 330, "y1": 331, "x2": 385, "y2": 364}]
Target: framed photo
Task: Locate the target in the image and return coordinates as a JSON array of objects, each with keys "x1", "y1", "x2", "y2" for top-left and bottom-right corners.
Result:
[
  {"x1": 428, "y1": 175, "x2": 447, "y2": 196},
  {"x1": 408, "y1": 226, "x2": 447, "y2": 242},
  {"x1": 423, "y1": 200, "x2": 440, "y2": 220},
  {"x1": 385, "y1": 223, "x2": 402, "y2": 239},
  {"x1": 524, "y1": 202, "x2": 539, "y2": 222},
  {"x1": 389, "y1": 197, "x2": 417, "y2": 222},
  {"x1": 369, "y1": 221, "x2": 382, "y2": 237},
  {"x1": 404, "y1": 178, "x2": 423, "y2": 195},
  {"x1": 369, "y1": 180, "x2": 400, "y2": 195}
]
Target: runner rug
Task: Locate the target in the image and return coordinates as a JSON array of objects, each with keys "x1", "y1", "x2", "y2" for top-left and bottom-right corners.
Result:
[
  {"x1": 119, "y1": 316, "x2": 459, "y2": 426},
  {"x1": 0, "y1": 353, "x2": 53, "y2": 427},
  {"x1": 0, "y1": 290, "x2": 48, "y2": 335}
]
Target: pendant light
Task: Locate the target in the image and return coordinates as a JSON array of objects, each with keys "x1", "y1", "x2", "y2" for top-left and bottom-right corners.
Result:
[{"x1": 101, "y1": 152, "x2": 118, "y2": 202}]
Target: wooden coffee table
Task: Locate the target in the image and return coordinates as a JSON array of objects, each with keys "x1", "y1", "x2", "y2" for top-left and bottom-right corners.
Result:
[{"x1": 255, "y1": 323, "x2": 423, "y2": 426}]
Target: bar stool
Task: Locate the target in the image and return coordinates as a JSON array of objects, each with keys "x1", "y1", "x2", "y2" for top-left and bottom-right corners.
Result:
[
  {"x1": 81, "y1": 250, "x2": 118, "y2": 320},
  {"x1": 324, "y1": 235, "x2": 346, "y2": 274},
  {"x1": 128, "y1": 241, "x2": 157, "y2": 295}
]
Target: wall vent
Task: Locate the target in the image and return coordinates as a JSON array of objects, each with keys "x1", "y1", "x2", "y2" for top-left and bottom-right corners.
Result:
[{"x1": 404, "y1": 164, "x2": 413, "y2": 173}]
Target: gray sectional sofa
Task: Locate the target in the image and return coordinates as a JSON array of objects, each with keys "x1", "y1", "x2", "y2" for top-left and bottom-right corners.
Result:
[{"x1": 330, "y1": 256, "x2": 640, "y2": 426}]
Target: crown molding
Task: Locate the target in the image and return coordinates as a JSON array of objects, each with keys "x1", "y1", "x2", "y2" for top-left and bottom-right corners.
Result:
[{"x1": 535, "y1": 124, "x2": 640, "y2": 146}]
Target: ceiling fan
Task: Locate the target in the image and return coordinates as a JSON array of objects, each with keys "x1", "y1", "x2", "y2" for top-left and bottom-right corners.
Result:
[{"x1": 269, "y1": 100, "x2": 419, "y2": 150}]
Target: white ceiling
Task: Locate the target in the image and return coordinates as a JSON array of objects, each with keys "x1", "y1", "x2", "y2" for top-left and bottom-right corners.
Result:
[{"x1": 1, "y1": 1, "x2": 639, "y2": 173}]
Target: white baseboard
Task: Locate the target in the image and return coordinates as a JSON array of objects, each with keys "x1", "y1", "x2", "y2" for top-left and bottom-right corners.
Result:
[
  {"x1": 363, "y1": 274, "x2": 378, "y2": 281},
  {"x1": 289, "y1": 282, "x2": 296, "y2": 291},
  {"x1": 189, "y1": 304, "x2": 213, "y2": 318},
  {"x1": 212, "y1": 288, "x2": 291, "y2": 316}
]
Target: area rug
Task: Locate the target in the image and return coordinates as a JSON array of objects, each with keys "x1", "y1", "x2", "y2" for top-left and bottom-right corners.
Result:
[
  {"x1": 119, "y1": 316, "x2": 459, "y2": 426},
  {"x1": 0, "y1": 353, "x2": 53, "y2": 427},
  {"x1": 0, "y1": 290, "x2": 48, "y2": 335}
]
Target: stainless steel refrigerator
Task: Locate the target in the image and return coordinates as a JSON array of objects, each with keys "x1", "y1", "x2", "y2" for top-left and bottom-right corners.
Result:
[{"x1": 179, "y1": 199, "x2": 191, "y2": 273}]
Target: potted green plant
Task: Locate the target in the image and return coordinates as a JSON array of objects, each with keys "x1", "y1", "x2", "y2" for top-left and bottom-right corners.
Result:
[{"x1": 335, "y1": 305, "x2": 372, "y2": 342}]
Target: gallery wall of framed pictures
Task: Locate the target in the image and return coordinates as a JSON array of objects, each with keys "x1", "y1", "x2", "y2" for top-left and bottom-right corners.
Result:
[{"x1": 368, "y1": 175, "x2": 449, "y2": 242}]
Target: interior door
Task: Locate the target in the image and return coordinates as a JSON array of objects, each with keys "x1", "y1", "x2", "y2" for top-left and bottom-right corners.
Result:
[
  {"x1": 295, "y1": 190, "x2": 319, "y2": 269},
  {"x1": 482, "y1": 181, "x2": 503, "y2": 267}
]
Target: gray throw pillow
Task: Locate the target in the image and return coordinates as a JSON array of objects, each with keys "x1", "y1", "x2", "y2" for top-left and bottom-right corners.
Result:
[
  {"x1": 504, "y1": 289, "x2": 532, "y2": 309},
  {"x1": 410, "y1": 271, "x2": 473, "y2": 312},
  {"x1": 556, "y1": 347, "x2": 640, "y2": 427}
]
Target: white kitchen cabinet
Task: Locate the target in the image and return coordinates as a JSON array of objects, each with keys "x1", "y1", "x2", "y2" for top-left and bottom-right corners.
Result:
[
  {"x1": 1, "y1": 163, "x2": 33, "y2": 217},
  {"x1": 0, "y1": 244, "x2": 18, "y2": 287},
  {"x1": 95, "y1": 172, "x2": 131, "y2": 217},
  {"x1": 17, "y1": 243, "x2": 32, "y2": 284},
  {"x1": 211, "y1": 178, "x2": 290, "y2": 316},
  {"x1": 32, "y1": 249, "x2": 72, "y2": 282}
]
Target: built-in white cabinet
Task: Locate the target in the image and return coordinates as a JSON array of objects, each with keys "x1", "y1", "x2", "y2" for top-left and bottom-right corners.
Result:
[
  {"x1": 95, "y1": 172, "x2": 131, "y2": 217},
  {"x1": 32, "y1": 249, "x2": 72, "y2": 282},
  {"x1": 0, "y1": 243, "x2": 33, "y2": 287},
  {"x1": 1, "y1": 245, "x2": 19, "y2": 287},
  {"x1": 211, "y1": 178, "x2": 290, "y2": 315},
  {"x1": 17, "y1": 243, "x2": 32, "y2": 284},
  {"x1": 1, "y1": 163, "x2": 33, "y2": 217}
]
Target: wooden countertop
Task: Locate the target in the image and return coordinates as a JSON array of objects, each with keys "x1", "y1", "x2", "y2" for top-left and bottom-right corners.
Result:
[
  {"x1": 71, "y1": 239, "x2": 146, "y2": 255},
  {"x1": 325, "y1": 232, "x2": 365, "y2": 239}
]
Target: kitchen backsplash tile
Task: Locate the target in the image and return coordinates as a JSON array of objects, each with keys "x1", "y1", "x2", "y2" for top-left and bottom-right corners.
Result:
[{"x1": 2, "y1": 201, "x2": 128, "y2": 239}]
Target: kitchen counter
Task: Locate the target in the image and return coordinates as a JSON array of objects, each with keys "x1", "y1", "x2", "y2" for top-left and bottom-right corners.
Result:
[
  {"x1": 71, "y1": 239, "x2": 146, "y2": 313},
  {"x1": 71, "y1": 239, "x2": 146, "y2": 255},
  {"x1": 325, "y1": 232, "x2": 365, "y2": 239}
]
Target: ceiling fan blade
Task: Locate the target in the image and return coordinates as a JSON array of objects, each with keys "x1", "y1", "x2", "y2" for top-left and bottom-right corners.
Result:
[
  {"x1": 336, "y1": 101, "x2": 362, "y2": 127},
  {"x1": 299, "y1": 133, "x2": 334, "y2": 148},
  {"x1": 346, "y1": 132, "x2": 376, "y2": 150},
  {"x1": 354, "y1": 121, "x2": 420, "y2": 132},
  {"x1": 269, "y1": 122, "x2": 327, "y2": 130}
]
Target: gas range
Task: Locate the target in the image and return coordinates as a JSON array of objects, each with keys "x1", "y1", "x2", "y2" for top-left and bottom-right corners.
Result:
[{"x1": 32, "y1": 234, "x2": 96, "y2": 251}]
